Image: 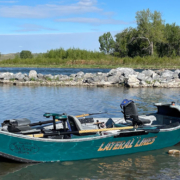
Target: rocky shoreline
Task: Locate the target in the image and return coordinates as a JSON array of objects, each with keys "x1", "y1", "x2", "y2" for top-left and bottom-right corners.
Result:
[{"x1": 1, "y1": 68, "x2": 180, "y2": 88}]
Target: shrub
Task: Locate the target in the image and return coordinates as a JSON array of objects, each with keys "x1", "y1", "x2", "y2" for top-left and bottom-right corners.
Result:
[{"x1": 20, "y1": 50, "x2": 33, "y2": 59}]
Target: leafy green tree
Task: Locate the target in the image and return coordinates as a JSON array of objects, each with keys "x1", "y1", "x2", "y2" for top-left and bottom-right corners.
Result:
[
  {"x1": 135, "y1": 8, "x2": 165, "y2": 55},
  {"x1": 156, "y1": 23, "x2": 180, "y2": 57},
  {"x1": 99, "y1": 32, "x2": 115, "y2": 54},
  {"x1": 20, "y1": 50, "x2": 33, "y2": 59},
  {"x1": 164, "y1": 23, "x2": 180, "y2": 56},
  {"x1": 115, "y1": 27, "x2": 141, "y2": 57}
]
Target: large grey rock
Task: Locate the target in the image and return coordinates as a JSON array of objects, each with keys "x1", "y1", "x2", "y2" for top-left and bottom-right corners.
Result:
[
  {"x1": 76, "y1": 71, "x2": 84, "y2": 77},
  {"x1": 155, "y1": 69, "x2": 165, "y2": 76},
  {"x1": 145, "y1": 77, "x2": 153, "y2": 83},
  {"x1": 125, "y1": 75, "x2": 140, "y2": 87},
  {"x1": 118, "y1": 68, "x2": 135, "y2": 77},
  {"x1": 142, "y1": 69, "x2": 154, "y2": 77},
  {"x1": 97, "y1": 75, "x2": 105, "y2": 81},
  {"x1": 92, "y1": 76, "x2": 100, "y2": 82},
  {"x1": 54, "y1": 75, "x2": 60, "y2": 80},
  {"x1": 116, "y1": 68, "x2": 135, "y2": 74},
  {"x1": 96, "y1": 72, "x2": 103, "y2": 76},
  {"x1": 152, "y1": 75, "x2": 160, "y2": 81},
  {"x1": 59, "y1": 75, "x2": 69, "y2": 81},
  {"x1": 37, "y1": 73, "x2": 44, "y2": 79},
  {"x1": 159, "y1": 78, "x2": 167, "y2": 83},
  {"x1": 69, "y1": 74, "x2": 76, "y2": 78},
  {"x1": 153, "y1": 81, "x2": 160, "y2": 87},
  {"x1": 137, "y1": 73, "x2": 146, "y2": 81},
  {"x1": 29, "y1": 70, "x2": 37, "y2": 79},
  {"x1": 151, "y1": 73, "x2": 159, "y2": 80},
  {"x1": 75, "y1": 71, "x2": 84, "y2": 81},
  {"x1": 75, "y1": 72, "x2": 84, "y2": 80},
  {"x1": 172, "y1": 72, "x2": 179, "y2": 79},
  {"x1": 166, "y1": 77, "x2": 174, "y2": 82},
  {"x1": 44, "y1": 74, "x2": 54, "y2": 80},
  {"x1": 107, "y1": 69, "x2": 118, "y2": 76},
  {"x1": 119, "y1": 76, "x2": 125, "y2": 84},
  {"x1": 107, "y1": 75, "x2": 120, "y2": 84},
  {"x1": 0, "y1": 72, "x2": 14, "y2": 80},
  {"x1": 161, "y1": 70, "x2": 173, "y2": 78},
  {"x1": 174, "y1": 69, "x2": 180, "y2": 74},
  {"x1": 84, "y1": 73, "x2": 93, "y2": 78},
  {"x1": 83, "y1": 77, "x2": 94, "y2": 83},
  {"x1": 107, "y1": 68, "x2": 135, "y2": 78},
  {"x1": 0, "y1": 73, "x2": 4, "y2": 79},
  {"x1": 24, "y1": 77, "x2": 29, "y2": 81},
  {"x1": 14, "y1": 73, "x2": 25, "y2": 80},
  {"x1": 139, "y1": 81, "x2": 148, "y2": 86}
]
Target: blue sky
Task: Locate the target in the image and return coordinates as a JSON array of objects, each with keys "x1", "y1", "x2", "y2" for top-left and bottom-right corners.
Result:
[{"x1": 0, "y1": 0, "x2": 180, "y2": 54}]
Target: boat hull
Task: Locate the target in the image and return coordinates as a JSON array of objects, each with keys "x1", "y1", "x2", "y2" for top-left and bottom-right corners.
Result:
[{"x1": 0, "y1": 127, "x2": 180, "y2": 163}]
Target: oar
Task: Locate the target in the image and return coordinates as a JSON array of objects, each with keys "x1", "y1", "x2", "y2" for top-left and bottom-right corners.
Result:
[
  {"x1": 76, "y1": 112, "x2": 107, "y2": 118},
  {"x1": 27, "y1": 126, "x2": 133, "y2": 138}
]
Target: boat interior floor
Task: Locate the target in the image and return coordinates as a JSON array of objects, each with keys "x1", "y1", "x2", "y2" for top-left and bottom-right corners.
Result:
[{"x1": 114, "y1": 113, "x2": 180, "y2": 130}]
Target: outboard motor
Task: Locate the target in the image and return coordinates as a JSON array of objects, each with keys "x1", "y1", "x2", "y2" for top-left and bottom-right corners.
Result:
[
  {"x1": 1, "y1": 118, "x2": 31, "y2": 132},
  {"x1": 120, "y1": 99, "x2": 142, "y2": 126}
]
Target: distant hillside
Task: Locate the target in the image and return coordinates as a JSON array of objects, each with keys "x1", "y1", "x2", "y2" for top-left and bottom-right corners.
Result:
[
  {"x1": 0, "y1": 53, "x2": 18, "y2": 60},
  {"x1": 0, "y1": 53, "x2": 39, "y2": 61}
]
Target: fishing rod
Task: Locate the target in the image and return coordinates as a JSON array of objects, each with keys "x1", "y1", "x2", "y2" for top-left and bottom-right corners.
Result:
[
  {"x1": 76, "y1": 112, "x2": 107, "y2": 118},
  {"x1": 29, "y1": 112, "x2": 106, "y2": 127},
  {"x1": 28, "y1": 111, "x2": 121, "y2": 127}
]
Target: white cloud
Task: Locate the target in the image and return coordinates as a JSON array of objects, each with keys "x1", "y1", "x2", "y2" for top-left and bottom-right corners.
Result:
[
  {"x1": 56, "y1": 17, "x2": 132, "y2": 25},
  {"x1": 16, "y1": 24, "x2": 57, "y2": 32},
  {"x1": 0, "y1": 0, "x2": 102, "y2": 18},
  {"x1": 77, "y1": 0, "x2": 97, "y2": 6}
]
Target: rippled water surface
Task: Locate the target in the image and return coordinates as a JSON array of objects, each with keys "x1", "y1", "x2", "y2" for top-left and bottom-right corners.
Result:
[
  {"x1": 0, "y1": 85, "x2": 180, "y2": 180},
  {"x1": 0, "y1": 67, "x2": 146, "y2": 76},
  {"x1": 0, "y1": 67, "x2": 111, "y2": 75}
]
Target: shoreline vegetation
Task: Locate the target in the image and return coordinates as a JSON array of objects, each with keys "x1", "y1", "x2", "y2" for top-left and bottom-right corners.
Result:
[{"x1": 1, "y1": 49, "x2": 180, "y2": 69}]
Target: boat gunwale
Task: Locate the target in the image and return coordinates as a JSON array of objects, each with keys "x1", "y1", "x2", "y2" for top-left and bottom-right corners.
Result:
[
  {"x1": 0, "y1": 128, "x2": 117, "y2": 142},
  {"x1": 1, "y1": 124, "x2": 180, "y2": 142}
]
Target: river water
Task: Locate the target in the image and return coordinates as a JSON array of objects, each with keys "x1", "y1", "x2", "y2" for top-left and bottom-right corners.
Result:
[
  {"x1": 0, "y1": 68, "x2": 180, "y2": 179},
  {"x1": 0, "y1": 67, "x2": 146, "y2": 75},
  {"x1": 0, "y1": 67, "x2": 111, "y2": 75}
]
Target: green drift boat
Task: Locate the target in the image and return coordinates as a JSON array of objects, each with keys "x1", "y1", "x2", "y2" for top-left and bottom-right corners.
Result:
[{"x1": 0, "y1": 99, "x2": 180, "y2": 163}]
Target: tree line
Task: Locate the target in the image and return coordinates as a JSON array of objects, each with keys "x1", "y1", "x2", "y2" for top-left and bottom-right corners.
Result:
[
  {"x1": 99, "y1": 9, "x2": 180, "y2": 58},
  {"x1": 19, "y1": 48, "x2": 106, "y2": 60}
]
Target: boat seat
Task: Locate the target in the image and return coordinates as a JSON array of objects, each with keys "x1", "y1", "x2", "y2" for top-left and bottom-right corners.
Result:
[
  {"x1": 68, "y1": 116, "x2": 96, "y2": 135},
  {"x1": 126, "y1": 115, "x2": 156, "y2": 125},
  {"x1": 139, "y1": 115, "x2": 156, "y2": 124},
  {"x1": 1, "y1": 118, "x2": 32, "y2": 132}
]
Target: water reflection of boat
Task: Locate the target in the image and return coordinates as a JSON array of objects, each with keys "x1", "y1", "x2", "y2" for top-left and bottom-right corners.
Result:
[
  {"x1": 0, "y1": 157, "x2": 29, "y2": 178},
  {"x1": 1, "y1": 147, "x2": 180, "y2": 180},
  {"x1": 0, "y1": 99, "x2": 180, "y2": 162}
]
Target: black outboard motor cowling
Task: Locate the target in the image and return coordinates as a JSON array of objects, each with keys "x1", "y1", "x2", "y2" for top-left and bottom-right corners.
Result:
[
  {"x1": 2, "y1": 118, "x2": 31, "y2": 132},
  {"x1": 120, "y1": 99, "x2": 143, "y2": 126}
]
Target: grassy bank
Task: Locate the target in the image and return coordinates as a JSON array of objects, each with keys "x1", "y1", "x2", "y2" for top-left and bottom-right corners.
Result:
[
  {"x1": 0, "y1": 63, "x2": 180, "y2": 69},
  {"x1": 1, "y1": 48, "x2": 180, "y2": 69},
  {"x1": 0, "y1": 57, "x2": 180, "y2": 69}
]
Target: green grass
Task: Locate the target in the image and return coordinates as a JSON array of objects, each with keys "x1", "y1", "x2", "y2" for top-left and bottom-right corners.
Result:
[
  {"x1": 0, "y1": 63, "x2": 180, "y2": 69},
  {"x1": 1, "y1": 48, "x2": 180, "y2": 69}
]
